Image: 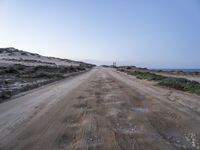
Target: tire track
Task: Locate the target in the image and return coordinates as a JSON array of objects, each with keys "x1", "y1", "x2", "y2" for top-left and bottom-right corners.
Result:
[{"x1": 2, "y1": 67, "x2": 200, "y2": 150}]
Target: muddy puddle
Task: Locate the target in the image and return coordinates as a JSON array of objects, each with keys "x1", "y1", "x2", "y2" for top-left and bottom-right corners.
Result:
[{"x1": 131, "y1": 107, "x2": 149, "y2": 113}]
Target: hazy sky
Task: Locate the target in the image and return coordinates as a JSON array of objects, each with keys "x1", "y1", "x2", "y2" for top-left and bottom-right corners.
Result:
[{"x1": 0, "y1": 0, "x2": 200, "y2": 68}]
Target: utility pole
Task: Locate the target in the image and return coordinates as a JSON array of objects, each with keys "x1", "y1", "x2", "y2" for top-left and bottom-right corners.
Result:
[{"x1": 113, "y1": 62, "x2": 116, "y2": 68}]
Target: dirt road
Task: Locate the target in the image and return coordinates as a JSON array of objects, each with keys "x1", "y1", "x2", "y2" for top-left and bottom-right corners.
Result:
[{"x1": 1, "y1": 67, "x2": 200, "y2": 150}]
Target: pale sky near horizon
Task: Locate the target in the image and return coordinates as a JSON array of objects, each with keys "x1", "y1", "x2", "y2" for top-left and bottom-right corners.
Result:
[{"x1": 0, "y1": 0, "x2": 200, "y2": 68}]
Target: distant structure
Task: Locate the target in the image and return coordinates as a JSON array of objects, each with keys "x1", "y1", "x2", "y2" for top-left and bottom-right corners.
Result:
[{"x1": 113, "y1": 62, "x2": 116, "y2": 68}]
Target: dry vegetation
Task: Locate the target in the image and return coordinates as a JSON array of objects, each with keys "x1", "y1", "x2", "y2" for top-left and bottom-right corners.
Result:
[
  {"x1": 0, "y1": 48, "x2": 95, "y2": 102},
  {"x1": 0, "y1": 64, "x2": 92, "y2": 102},
  {"x1": 118, "y1": 68, "x2": 200, "y2": 95}
]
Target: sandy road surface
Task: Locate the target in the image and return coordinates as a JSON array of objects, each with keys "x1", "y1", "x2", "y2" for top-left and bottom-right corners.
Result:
[{"x1": 1, "y1": 67, "x2": 200, "y2": 150}]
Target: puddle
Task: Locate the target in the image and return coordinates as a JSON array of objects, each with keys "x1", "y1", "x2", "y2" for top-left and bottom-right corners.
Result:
[
  {"x1": 112, "y1": 120, "x2": 140, "y2": 135},
  {"x1": 131, "y1": 107, "x2": 149, "y2": 113},
  {"x1": 114, "y1": 126, "x2": 137, "y2": 134},
  {"x1": 104, "y1": 101, "x2": 123, "y2": 105}
]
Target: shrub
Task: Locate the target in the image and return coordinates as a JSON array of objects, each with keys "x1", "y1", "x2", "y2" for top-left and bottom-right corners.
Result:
[
  {"x1": 127, "y1": 71, "x2": 166, "y2": 81},
  {"x1": 118, "y1": 68, "x2": 200, "y2": 95},
  {"x1": 33, "y1": 72, "x2": 64, "y2": 78},
  {"x1": 159, "y1": 77, "x2": 200, "y2": 95}
]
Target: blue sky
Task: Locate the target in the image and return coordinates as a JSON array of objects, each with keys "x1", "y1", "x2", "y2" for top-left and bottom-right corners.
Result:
[{"x1": 0, "y1": 0, "x2": 200, "y2": 68}]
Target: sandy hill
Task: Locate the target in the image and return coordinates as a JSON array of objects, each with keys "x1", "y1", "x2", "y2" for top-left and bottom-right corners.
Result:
[
  {"x1": 0, "y1": 47, "x2": 94, "y2": 102},
  {"x1": 0, "y1": 47, "x2": 92, "y2": 67}
]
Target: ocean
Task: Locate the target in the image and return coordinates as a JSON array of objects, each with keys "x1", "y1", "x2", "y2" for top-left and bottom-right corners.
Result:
[{"x1": 152, "y1": 69, "x2": 200, "y2": 72}]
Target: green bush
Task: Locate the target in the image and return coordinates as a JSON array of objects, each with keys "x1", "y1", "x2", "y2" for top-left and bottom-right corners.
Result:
[
  {"x1": 159, "y1": 78, "x2": 200, "y2": 95},
  {"x1": 33, "y1": 72, "x2": 64, "y2": 78},
  {"x1": 127, "y1": 71, "x2": 165, "y2": 81},
  {"x1": 118, "y1": 68, "x2": 200, "y2": 95}
]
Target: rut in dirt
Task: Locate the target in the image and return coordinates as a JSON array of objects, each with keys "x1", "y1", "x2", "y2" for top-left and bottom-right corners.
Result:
[{"x1": 1, "y1": 68, "x2": 200, "y2": 150}]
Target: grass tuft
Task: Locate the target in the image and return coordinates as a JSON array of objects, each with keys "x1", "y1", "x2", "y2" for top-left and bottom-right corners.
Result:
[
  {"x1": 118, "y1": 68, "x2": 200, "y2": 95},
  {"x1": 159, "y1": 77, "x2": 200, "y2": 95}
]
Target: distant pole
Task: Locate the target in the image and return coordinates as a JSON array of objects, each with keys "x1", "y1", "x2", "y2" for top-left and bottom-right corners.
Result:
[{"x1": 113, "y1": 62, "x2": 116, "y2": 68}]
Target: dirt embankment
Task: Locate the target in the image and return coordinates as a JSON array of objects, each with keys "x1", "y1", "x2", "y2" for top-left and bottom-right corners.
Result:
[
  {"x1": 119, "y1": 66, "x2": 200, "y2": 83},
  {"x1": 0, "y1": 47, "x2": 95, "y2": 102},
  {"x1": 1, "y1": 67, "x2": 200, "y2": 150},
  {"x1": 0, "y1": 64, "x2": 92, "y2": 102},
  {"x1": 118, "y1": 67, "x2": 200, "y2": 96}
]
